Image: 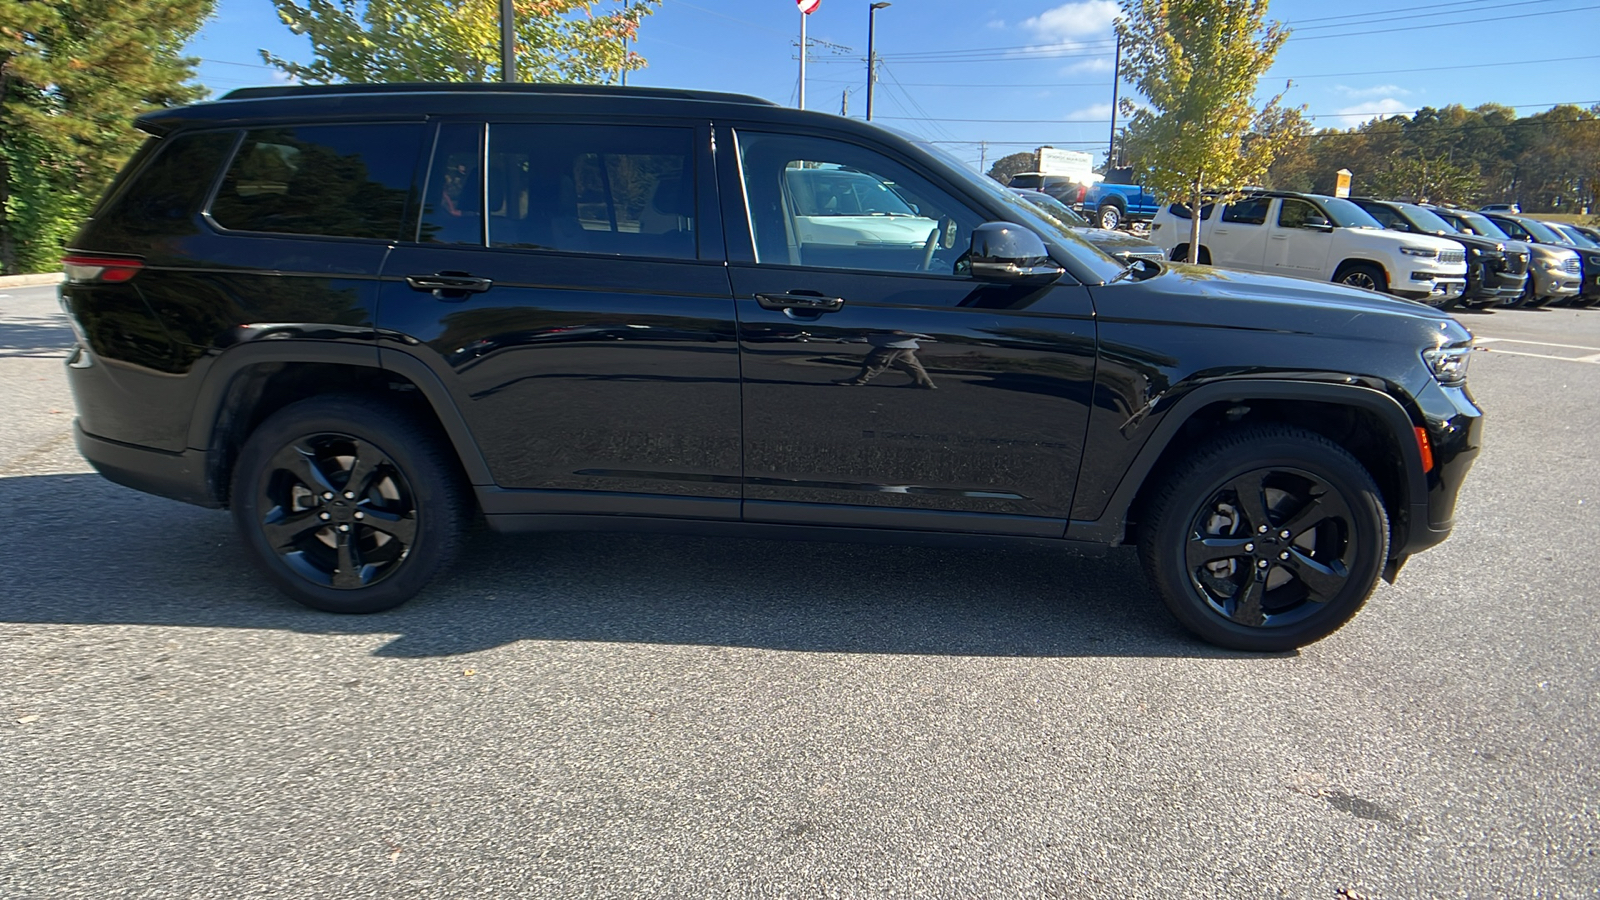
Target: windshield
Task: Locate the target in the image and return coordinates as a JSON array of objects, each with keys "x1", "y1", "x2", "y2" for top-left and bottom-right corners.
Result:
[
  {"x1": 1319, "y1": 196, "x2": 1384, "y2": 229},
  {"x1": 1398, "y1": 204, "x2": 1459, "y2": 235},
  {"x1": 910, "y1": 139, "x2": 1127, "y2": 283},
  {"x1": 1516, "y1": 217, "x2": 1567, "y2": 243},
  {"x1": 785, "y1": 168, "x2": 920, "y2": 217},
  {"x1": 1550, "y1": 223, "x2": 1599, "y2": 248},
  {"x1": 1453, "y1": 211, "x2": 1511, "y2": 240},
  {"x1": 1017, "y1": 190, "x2": 1090, "y2": 226}
]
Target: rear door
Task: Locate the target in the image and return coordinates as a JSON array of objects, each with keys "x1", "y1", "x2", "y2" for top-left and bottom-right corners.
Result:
[
  {"x1": 375, "y1": 118, "x2": 742, "y2": 519},
  {"x1": 1211, "y1": 197, "x2": 1271, "y2": 270},
  {"x1": 719, "y1": 126, "x2": 1097, "y2": 535}
]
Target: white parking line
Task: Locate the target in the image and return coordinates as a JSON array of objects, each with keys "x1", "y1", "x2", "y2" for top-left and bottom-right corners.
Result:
[{"x1": 1475, "y1": 337, "x2": 1600, "y2": 365}]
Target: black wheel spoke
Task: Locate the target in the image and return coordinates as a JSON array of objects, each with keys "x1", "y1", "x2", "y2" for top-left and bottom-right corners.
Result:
[
  {"x1": 261, "y1": 508, "x2": 324, "y2": 551},
  {"x1": 342, "y1": 441, "x2": 383, "y2": 497},
  {"x1": 1228, "y1": 574, "x2": 1266, "y2": 627},
  {"x1": 1278, "y1": 486, "x2": 1352, "y2": 541},
  {"x1": 1283, "y1": 550, "x2": 1349, "y2": 602},
  {"x1": 281, "y1": 443, "x2": 338, "y2": 495},
  {"x1": 360, "y1": 507, "x2": 416, "y2": 545},
  {"x1": 1187, "y1": 535, "x2": 1255, "y2": 567},
  {"x1": 332, "y1": 529, "x2": 364, "y2": 589},
  {"x1": 1230, "y1": 471, "x2": 1273, "y2": 532}
]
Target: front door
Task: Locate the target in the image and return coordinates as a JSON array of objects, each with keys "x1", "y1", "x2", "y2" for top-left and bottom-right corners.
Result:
[
  {"x1": 1269, "y1": 198, "x2": 1335, "y2": 276},
  {"x1": 376, "y1": 119, "x2": 742, "y2": 519},
  {"x1": 720, "y1": 128, "x2": 1097, "y2": 535}
]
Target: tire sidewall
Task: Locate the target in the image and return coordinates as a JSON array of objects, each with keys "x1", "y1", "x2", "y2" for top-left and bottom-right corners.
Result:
[
  {"x1": 1144, "y1": 434, "x2": 1389, "y2": 652},
  {"x1": 230, "y1": 398, "x2": 459, "y2": 614}
]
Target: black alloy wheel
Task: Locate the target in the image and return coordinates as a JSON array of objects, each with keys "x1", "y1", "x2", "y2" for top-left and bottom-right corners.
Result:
[
  {"x1": 231, "y1": 395, "x2": 467, "y2": 613},
  {"x1": 1139, "y1": 426, "x2": 1388, "y2": 651}
]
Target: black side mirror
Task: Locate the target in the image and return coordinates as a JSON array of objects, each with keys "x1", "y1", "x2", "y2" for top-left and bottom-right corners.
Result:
[
  {"x1": 968, "y1": 222, "x2": 1065, "y2": 284},
  {"x1": 1305, "y1": 215, "x2": 1333, "y2": 232}
]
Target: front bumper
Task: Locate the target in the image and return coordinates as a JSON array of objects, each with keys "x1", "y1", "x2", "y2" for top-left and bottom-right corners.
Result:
[
  {"x1": 1400, "y1": 380, "x2": 1483, "y2": 555},
  {"x1": 1530, "y1": 267, "x2": 1582, "y2": 301}
]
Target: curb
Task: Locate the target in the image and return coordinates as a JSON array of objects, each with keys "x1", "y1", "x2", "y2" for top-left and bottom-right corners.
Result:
[{"x1": 0, "y1": 272, "x2": 65, "y2": 288}]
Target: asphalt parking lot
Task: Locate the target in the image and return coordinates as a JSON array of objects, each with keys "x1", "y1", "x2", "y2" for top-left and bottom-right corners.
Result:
[{"x1": 2, "y1": 282, "x2": 1597, "y2": 898}]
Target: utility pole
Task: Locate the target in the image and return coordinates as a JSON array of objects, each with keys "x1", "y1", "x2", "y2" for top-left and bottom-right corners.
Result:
[
  {"x1": 841, "y1": 88, "x2": 849, "y2": 117},
  {"x1": 866, "y1": 2, "x2": 890, "y2": 121},
  {"x1": 979, "y1": 141, "x2": 988, "y2": 174},
  {"x1": 1106, "y1": 32, "x2": 1122, "y2": 167},
  {"x1": 500, "y1": 0, "x2": 515, "y2": 82},
  {"x1": 799, "y1": 10, "x2": 807, "y2": 109}
]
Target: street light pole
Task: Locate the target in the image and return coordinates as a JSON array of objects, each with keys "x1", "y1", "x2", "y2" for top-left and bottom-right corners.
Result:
[
  {"x1": 500, "y1": 0, "x2": 515, "y2": 83},
  {"x1": 866, "y1": 2, "x2": 890, "y2": 121},
  {"x1": 799, "y1": 10, "x2": 807, "y2": 109}
]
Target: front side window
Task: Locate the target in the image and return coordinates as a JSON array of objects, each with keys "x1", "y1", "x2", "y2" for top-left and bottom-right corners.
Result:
[
  {"x1": 1278, "y1": 199, "x2": 1323, "y2": 229},
  {"x1": 210, "y1": 124, "x2": 423, "y2": 240},
  {"x1": 736, "y1": 131, "x2": 981, "y2": 275},
  {"x1": 485, "y1": 123, "x2": 696, "y2": 260},
  {"x1": 1358, "y1": 203, "x2": 1406, "y2": 230}
]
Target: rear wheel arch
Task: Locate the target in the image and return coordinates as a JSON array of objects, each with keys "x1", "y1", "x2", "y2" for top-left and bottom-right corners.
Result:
[{"x1": 189, "y1": 345, "x2": 493, "y2": 506}]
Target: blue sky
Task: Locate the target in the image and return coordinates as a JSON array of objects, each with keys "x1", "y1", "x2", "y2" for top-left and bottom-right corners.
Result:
[{"x1": 187, "y1": 0, "x2": 1600, "y2": 171}]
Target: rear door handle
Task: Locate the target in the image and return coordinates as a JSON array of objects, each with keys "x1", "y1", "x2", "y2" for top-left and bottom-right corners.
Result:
[
  {"x1": 406, "y1": 272, "x2": 494, "y2": 300},
  {"x1": 755, "y1": 292, "x2": 845, "y2": 312}
]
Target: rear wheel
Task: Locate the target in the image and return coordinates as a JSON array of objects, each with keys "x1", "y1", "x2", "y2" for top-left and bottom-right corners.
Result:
[
  {"x1": 1335, "y1": 263, "x2": 1388, "y2": 294},
  {"x1": 1097, "y1": 203, "x2": 1122, "y2": 230},
  {"x1": 230, "y1": 395, "x2": 468, "y2": 613},
  {"x1": 1138, "y1": 426, "x2": 1389, "y2": 651}
]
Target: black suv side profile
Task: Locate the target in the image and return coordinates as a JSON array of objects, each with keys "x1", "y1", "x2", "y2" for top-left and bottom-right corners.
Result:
[
  {"x1": 1351, "y1": 197, "x2": 1528, "y2": 309},
  {"x1": 61, "y1": 84, "x2": 1483, "y2": 651}
]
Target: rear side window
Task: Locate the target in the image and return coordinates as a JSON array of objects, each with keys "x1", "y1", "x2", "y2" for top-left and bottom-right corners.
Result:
[
  {"x1": 1220, "y1": 197, "x2": 1269, "y2": 225},
  {"x1": 91, "y1": 131, "x2": 239, "y2": 243},
  {"x1": 210, "y1": 124, "x2": 424, "y2": 240},
  {"x1": 1166, "y1": 201, "x2": 1215, "y2": 220},
  {"x1": 484, "y1": 124, "x2": 696, "y2": 259}
]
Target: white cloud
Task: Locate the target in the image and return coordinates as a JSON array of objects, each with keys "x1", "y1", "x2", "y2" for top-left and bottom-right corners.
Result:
[
  {"x1": 1061, "y1": 57, "x2": 1114, "y2": 74},
  {"x1": 1067, "y1": 102, "x2": 1114, "y2": 120},
  {"x1": 1021, "y1": 1, "x2": 1121, "y2": 43},
  {"x1": 986, "y1": 18, "x2": 1007, "y2": 29},
  {"x1": 1334, "y1": 83, "x2": 1409, "y2": 98},
  {"x1": 1327, "y1": 98, "x2": 1414, "y2": 129}
]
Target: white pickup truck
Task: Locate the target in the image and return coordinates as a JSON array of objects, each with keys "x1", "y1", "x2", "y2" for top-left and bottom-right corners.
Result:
[{"x1": 1150, "y1": 191, "x2": 1468, "y2": 304}]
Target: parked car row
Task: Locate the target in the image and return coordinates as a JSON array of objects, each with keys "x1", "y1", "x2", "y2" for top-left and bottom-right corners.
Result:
[
  {"x1": 1009, "y1": 188, "x2": 1165, "y2": 264},
  {"x1": 1145, "y1": 189, "x2": 1599, "y2": 309}
]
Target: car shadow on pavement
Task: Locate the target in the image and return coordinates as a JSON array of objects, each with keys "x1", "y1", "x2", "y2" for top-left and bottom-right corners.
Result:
[
  {"x1": 0, "y1": 318, "x2": 74, "y2": 358},
  {"x1": 0, "y1": 473, "x2": 1248, "y2": 659}
]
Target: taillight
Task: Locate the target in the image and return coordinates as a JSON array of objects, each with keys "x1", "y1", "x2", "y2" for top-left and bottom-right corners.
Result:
[{"x1": 61, "y1": 254, "x2": 144, "y2": 284}]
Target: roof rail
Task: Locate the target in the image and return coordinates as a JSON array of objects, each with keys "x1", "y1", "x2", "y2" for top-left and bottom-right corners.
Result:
[{"x1": 220, "y1": 82, "x2": 778, "y2": 107}]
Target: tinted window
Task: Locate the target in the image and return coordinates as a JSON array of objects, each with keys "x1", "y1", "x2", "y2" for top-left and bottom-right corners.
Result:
[
  {"x1": 736, "y1": 131, "x2": 982, "y2": 275},
  {"x1": 485, "y1": 124, "x2": 696, "y2": 260},
  {"x1": 1453, "y1": 211, "x2": 1511, "y2": 240},
  {"x1": 419, "y1": 123, "x2": 484, "y2": 245},
  {"x1": 211, "y1": 124, "x2": 423, "y2": 240},
  {"x1": 1221, "y1": 197, "x2": 1269, "y2": 225},
  {"x1": 1278, "y1": 199, "x2": 1323, "y2": 229},
  {"x1": 94, "y1": 130, "x2": 238, "y2": 241},
  {"x1": 1167, "y1": 201, "x2": 1216, "y2": 221},
  {"x1": 1357, "y1": 202, "x2": 1407, "y2": 230},
  {"x1": 1488, "y1": 216, "x2": 1531, "y2": 240}
]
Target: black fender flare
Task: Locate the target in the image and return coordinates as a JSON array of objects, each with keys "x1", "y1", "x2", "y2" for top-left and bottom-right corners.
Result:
[
  {"x1": 184, "y1": 341, "x2": 495, "y2": 492},
  {"x1": 1066, "y1": 379, "x2": 1427, "y2": 547}
]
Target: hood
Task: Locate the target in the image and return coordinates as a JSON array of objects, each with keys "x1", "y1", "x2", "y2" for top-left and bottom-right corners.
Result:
[
  {"x1": 1528, "y1": 243, "x2": 1580, "y2": 263},
  {"x1": 1077, "y1": 227, "x2": 1159, "y2": 251},
  {"x1": 1347, "y1": 228, "x2": 1464, "y2": 252}
]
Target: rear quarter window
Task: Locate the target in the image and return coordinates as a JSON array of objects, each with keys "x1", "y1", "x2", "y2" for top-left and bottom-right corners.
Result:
[
  {"x1": 88, "y1": 131, "x2": 239, "y2": 247},
  {"x1": 210, "y1": 124, "x2": 425, "y2": 240}
]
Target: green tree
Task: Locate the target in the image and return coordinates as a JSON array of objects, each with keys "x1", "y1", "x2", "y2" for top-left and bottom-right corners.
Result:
[
  {"x1": 1116, "y1": 0, "x2": 1294, "y2": 263},
  {"x1": 987, "y1": 151, "x2": 1035, "y2": 184},
  {"x1": 0, "y1": 0, "x2": 210, "y2": 273},
  {"x1": 263, "y1": 0, "x2": 658, "y2": 84}
]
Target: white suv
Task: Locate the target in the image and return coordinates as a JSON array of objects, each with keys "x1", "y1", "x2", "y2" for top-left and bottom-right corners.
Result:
[{"x1": 1150, "y1": 192, "x2": 1468, "y2": 303}]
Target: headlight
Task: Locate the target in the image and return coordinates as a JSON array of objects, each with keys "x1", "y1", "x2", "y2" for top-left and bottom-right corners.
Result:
[
  {"x1": 1423, "y1": 344, "x2": 1472, "y2": 386},
  {"x1": 1400, "y1": 246, "x2": 1439, "y2": 258},
  {"x1": 1541, "y1": 259, "x2": 1563, "y2": 270}
]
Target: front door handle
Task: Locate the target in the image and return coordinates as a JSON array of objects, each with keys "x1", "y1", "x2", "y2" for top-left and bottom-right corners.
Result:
[
  {"x1": 406, "y1": 272, "x2": 494, "y2": 300},
  {"x1": 755, "y1": 292, "x2": 845, "y2": 313}
]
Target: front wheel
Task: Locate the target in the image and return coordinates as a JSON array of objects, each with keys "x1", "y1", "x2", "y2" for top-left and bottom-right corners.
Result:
[
  {"x1": 230, "y1": 395, "x2": 468, "y2": 613},
  {"x1": 1335, "y1": 263, "x2": 1388, "y2": 294},
  {"x1": 1138, "y1": 426, "x2": 1389, "y2": 651},
  {"x1": 1097, "y1": 203, "x2": 1122, "y2": 230}
]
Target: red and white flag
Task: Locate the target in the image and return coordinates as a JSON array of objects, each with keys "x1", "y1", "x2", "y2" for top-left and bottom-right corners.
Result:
[{"x1": 797, "y1": 0, "x2": 821, "y2": 14}]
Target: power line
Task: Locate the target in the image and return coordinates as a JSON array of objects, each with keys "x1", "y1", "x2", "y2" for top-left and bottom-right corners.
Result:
[
  {"x1": 1290, "y1": 3, "x2": 1600, "y2": 41},
  {"x1": 1290, "y1": 0, "x2": 1559, "y2": 25},
  {"x1": 1291, "y1": 0, "x2": 1573, "y2": 31},
  {"x1": 874, "y1": 100, "x2": 1600, "y2": 126}
]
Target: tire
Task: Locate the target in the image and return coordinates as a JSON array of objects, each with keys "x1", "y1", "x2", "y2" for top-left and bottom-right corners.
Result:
[
  {"x1": 1335, "y1": 262, "x2": 1388, "y2": 294},
  {"x1": 1512, "y1": 273, "x2": 1541, "y2": 308},
  {"x1": 1137, "y1": 426, "x2": 1389, "y2": 652},
  {"x1": 1097, "y1": 203, "x2": 1122, "y2": 230},
  {"x1": 1170, "y1": 243, "x2": 1211, "y2": 265},
  {"x1": 230, "y1": 395, "x2": 469, "y2": 614}
]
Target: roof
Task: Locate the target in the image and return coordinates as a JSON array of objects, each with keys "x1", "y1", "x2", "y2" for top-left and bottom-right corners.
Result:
[{"x1": 219, "y1": 82, "x2": 776, "y2": 106}]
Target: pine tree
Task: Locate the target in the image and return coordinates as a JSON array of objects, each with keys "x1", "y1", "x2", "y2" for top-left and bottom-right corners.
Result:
[{"x1": 0, "y1": 0, "x2": 211, "y2": 273}]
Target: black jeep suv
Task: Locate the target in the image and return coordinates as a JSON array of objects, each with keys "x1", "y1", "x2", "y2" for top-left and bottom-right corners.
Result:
[
  {"x1": 1351, "y1": 197, "x2": 1529, "y2": 308},
  {"x1": 61, "y1": 84, "x2": 1483, "y2": 651}
]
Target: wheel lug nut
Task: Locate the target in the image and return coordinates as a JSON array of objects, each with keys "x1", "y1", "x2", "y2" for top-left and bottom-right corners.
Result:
[
  {"x1": 354, "y1": 511, "x2": 364, "y2": 520},
  {"x1": 338, "y1": 524, "x2": 350, "y2": 532},
  {"x1": 322, "y1": 492, "x2": 334, "y2": 500},
  {"x1": 1257, "y1": 559, "x2": 1269, "y2": 568},
  {"x1": 1244, "y1": 543, "x2": 1254, "y2": 552},
  {"x1": 343, "y1": 491, "x2": 355, "y2": 500},
  {"x1": 1257, "y1": 525, "x2": 1268, "y2": 533},
  {"x1": 1279, "y1": 551, "x2": 1289, "y2": 560},
  {"x1": 319, "y1": 512, "x2": 331, "y2": 521},
  {"x1": 1280, "y1": 530, "x2": 1290, "y2": 539}
]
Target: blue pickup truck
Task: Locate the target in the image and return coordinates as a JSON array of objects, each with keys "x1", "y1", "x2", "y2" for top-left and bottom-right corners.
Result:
[{"x1": 1078, "y1": 167, "x2": 1160, "y2": 230}]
